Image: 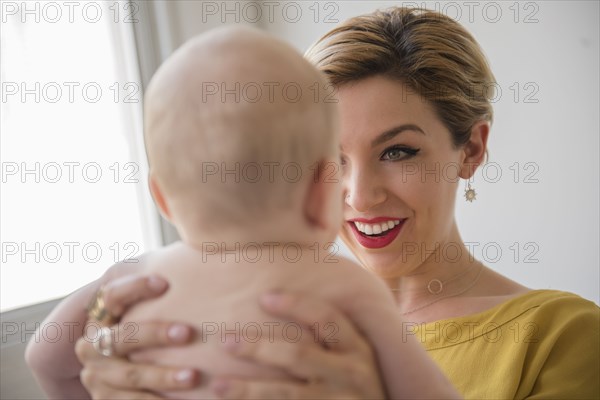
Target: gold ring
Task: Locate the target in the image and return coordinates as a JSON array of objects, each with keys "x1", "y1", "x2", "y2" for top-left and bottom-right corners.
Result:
[
  {"x1": 86, "y1": 287, "x2": 116, "y2": 326},
  {"x1": 93, "y1": 327, "x2": 115, "y2": 357}
]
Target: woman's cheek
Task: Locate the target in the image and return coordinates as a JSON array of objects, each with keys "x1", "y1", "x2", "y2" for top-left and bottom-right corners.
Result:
[{"x1": 403, "y1": 168, "x2": 439, "y2": 205}]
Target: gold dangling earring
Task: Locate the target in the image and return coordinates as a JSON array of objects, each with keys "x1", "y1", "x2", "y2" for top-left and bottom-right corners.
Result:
[{"x1": 464, "y1": 179, "x2": 477, "y2": 202}]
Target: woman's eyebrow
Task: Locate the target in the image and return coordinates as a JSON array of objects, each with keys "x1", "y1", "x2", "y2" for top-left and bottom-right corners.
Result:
[{"x1": 371, "y1": 124, "x2": 425, "y2": 148}]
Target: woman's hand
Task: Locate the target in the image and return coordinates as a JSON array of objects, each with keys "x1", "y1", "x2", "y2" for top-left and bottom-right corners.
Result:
[
  {"x1": 211, "y1": 291, "x2": 386, "y2": 399},
  {"x1": 75, "y1": 274, "x2": 200, "y2": 399}
]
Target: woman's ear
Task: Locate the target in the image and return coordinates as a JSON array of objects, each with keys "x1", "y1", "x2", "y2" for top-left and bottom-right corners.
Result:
[
  {"x1": 459, "y1": 120, "x2": 490, "y2": 179},
  {"x1": 148, "y1": 172, "x2": 172, "y2": 221}
]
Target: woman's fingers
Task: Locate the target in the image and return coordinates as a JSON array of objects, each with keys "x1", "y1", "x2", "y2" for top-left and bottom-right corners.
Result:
[
  {"x1": 80, "y1": 357, "x2": 198, "y2": 395},
  {"x1": 83, "y1": 387, "x2": 163, "y2": 400},
  {"x1": 91, "y1": 391, "x2": 162, "y2": 400},
  {"x1": 224, "y1": 338, "x2": 375, "y2": 391},
  {"x1": 219, "y1": 291, "x2": 386, "y2": 399},
  {"x1": 259, "y1": 291, "x2": 364, "y2": 352},
  {"x1": 210, "y1": 377, "x2": 347, "y2": 400},
  {"x1": 76, "y1": 322, "x2": 200, "y2": 399},
  {"x1": 223, "y1": 336, "x2": 342, "y2": 383},
  {"x1": 101, "y1": 274, "x2": 168, "y2": 318},
  {"x1": 76, "y1": 321, "x2": 194, "y2": 359},
  {"x1": 111, "y1": 321, "x2": 193, "y2": 356}
]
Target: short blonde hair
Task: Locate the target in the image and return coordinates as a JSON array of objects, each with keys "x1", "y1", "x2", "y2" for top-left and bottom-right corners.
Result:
[{"x1": 305, "y1": 7, "x2": 496, "y2": 147}]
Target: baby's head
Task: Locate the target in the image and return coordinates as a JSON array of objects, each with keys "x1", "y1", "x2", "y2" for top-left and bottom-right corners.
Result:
[{"x1": 144, "y1": 26, "x2": 341, "y2": 245}]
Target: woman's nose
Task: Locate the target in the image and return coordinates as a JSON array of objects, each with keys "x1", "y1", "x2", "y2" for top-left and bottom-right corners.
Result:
[{"x1": 344, "y1": 168, "x2": 386, "y2": 212}]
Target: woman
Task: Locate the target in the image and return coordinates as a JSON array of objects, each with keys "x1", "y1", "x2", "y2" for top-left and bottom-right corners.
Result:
[{"x1": 29, "y1": 7, "x2": 599, "y2": 399}]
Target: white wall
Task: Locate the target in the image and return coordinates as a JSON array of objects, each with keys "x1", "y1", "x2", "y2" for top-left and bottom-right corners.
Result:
[{"x1": 153, "y1": 0, "x2": 599, "y2": 304}]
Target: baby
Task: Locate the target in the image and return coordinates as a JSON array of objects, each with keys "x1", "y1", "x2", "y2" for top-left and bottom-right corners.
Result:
[{"x1": 29, "y1": 26, "x2": 456, "y2": 399}]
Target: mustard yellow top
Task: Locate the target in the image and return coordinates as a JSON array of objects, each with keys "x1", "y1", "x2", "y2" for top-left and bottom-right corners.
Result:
[{"x1": 412, "y1": 290, "x2": 600, "y2": 399}]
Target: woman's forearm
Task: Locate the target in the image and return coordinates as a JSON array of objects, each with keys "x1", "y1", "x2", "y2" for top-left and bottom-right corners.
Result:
[
  {"x1": 25, "y1": 261, "x2": 142, "y2": 399},
  {"x1": 25, "y1": 278, "x2": 101, "y2": 399}
]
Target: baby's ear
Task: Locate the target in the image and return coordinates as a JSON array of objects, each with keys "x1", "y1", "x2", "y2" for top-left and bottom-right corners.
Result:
[
  {"x1": 148, "y1": 172, "x2": 172, "y2": 221},
  {"x1": 303, "y1": 159, "x2": 338, "y2": 231},
  {"x1": 459, "y1": 120, "x2": 490, "y2": 179}
]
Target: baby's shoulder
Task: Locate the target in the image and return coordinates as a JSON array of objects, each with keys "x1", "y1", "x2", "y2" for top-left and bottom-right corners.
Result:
[
  {"x1": 126, "y1": 241, "x2": 204, "y2": 275},
  {"x1": 102, "y1": 244, "x2": 180, "y2": 278},
  {"x1": 313, "y1": 255, "x2": 367, "y2": 281},
  {"x1": 311, "y1": 256, "x2": 392, "y2": 301}
]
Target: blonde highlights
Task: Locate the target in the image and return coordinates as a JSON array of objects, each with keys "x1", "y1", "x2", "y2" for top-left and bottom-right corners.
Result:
[{"x1": 305, "y1": 7, "x2": 496, "y2": 147}]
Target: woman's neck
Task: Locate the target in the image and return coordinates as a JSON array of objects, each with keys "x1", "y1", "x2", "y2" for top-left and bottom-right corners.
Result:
[{"x1": 382, "y1": 230, "x2": 484, "y2": 315}]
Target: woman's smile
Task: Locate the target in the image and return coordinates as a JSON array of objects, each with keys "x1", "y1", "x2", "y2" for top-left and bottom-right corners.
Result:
[{"x1": 346, "y1": 217, "x2": 407, "y2": 249}]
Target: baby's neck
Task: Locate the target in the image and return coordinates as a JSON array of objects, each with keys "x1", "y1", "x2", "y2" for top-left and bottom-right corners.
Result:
[
  {"x1": 182, "y1": 228, "x2": 333, "y2": 254},
  {"x1": 181, "y1": 236, "x2": 338, "y2": 267}
]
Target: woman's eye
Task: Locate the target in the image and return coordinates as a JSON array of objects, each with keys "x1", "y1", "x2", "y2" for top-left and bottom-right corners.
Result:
[{"x1": 381, "y1": 146, "x2": 420, "y2": 161}]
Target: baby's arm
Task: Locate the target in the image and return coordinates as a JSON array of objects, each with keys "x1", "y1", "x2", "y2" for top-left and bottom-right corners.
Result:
[
  {"x1": 339, "y1": 265, "x2": 461, "y2": 399},
  {"x1": 24, "y1": 260, "x2": 154, "y2": 399}
]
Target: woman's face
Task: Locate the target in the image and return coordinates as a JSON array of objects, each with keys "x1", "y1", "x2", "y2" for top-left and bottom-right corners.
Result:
[{"x1": 337, "y1": 75, "x2": 466, "y2": 280}]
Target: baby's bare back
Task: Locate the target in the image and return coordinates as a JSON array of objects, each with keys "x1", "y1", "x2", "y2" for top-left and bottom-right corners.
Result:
[{"x1": 122, "y1": 241, "x2": 366, "y2": 399}]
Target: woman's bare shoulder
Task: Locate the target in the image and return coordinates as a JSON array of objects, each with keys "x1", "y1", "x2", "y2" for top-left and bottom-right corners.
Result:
[
  {"x1": 412, "y1": 266, "x2": 532, "y2": 323},
  {"x1": 467, "y1": 265, "x2": 532, "y2": 308}
]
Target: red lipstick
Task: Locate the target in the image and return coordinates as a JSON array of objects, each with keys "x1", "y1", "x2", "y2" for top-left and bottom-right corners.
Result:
[{"x1": 347, "y1": 218, "x2": 406, "y2": 249}]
